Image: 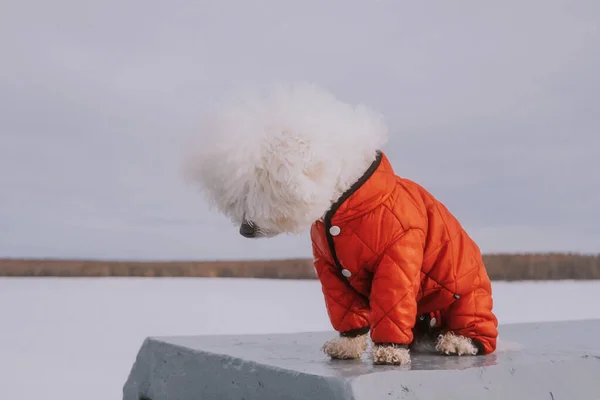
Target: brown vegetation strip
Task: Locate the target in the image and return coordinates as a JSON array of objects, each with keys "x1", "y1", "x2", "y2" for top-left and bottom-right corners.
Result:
[{"x1": 1, "y1": 253, "x2": 599, "y2": 281}]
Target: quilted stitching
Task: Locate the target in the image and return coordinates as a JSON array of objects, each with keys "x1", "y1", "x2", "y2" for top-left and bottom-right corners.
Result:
[{"x1": 310, "y1": 152, "x2": 498, "y2": 354}]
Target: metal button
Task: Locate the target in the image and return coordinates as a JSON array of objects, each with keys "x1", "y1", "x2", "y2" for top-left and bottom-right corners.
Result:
[
  {"x1": 341, "y1": 269, "x2": 352, "y2": 277},
  {"x1": 429, "y1": 317, "x2": 437, "y2": 327},
  {"x1": 329, "y1": 225, "x2": 341, "y2": 236}
]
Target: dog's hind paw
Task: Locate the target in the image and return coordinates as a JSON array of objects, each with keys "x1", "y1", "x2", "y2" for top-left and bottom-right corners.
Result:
[
  {"x1": 371, "y1": 344, "x2": 411, "y2": 365},
  {"x1": 322, "y1": 334, "x2": 368, "y2": 360},
  {"x1": 435, "y1": 331, "x2": 478, "y2": 356}
]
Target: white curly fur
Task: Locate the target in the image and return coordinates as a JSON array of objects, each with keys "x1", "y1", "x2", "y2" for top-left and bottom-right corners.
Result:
[
  {"x1": 371, "y1": 345, "x2": 411, "y2": 365},
  {"x1": 435, "y1": 331, "x2": 479, "y2": 356},
  {"x1": 322, "y1": 335, "x2": 369, "y2": 360},
  {"x1": 182, "y1": 81, "x2": 388, "y2": 237}
]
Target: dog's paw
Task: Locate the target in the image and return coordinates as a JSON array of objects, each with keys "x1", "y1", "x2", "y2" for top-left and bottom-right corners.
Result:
[
  {"x1": 435, "y1": 331, "x2": 478, "y2": 356},
  {"x1": 321, "y1": 334, "x2": 368, "y2": 360},
  {"x1": 371, "y1": 344, "x2": 411, "y2": 365}
]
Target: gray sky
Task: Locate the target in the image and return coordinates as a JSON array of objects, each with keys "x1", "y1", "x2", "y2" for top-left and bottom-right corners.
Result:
[{"x1": 1, "y1": 0, "x2": 598, "y2": 260}]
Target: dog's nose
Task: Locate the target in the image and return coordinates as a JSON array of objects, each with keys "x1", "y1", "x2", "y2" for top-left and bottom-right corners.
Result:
[{"x1": 239, "y1": 222, "x2": 256, "y2": 238}]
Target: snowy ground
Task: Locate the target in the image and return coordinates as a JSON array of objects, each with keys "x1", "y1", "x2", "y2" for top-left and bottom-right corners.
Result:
[{"x1": 1, "y1": 278, "x2": 599, "y2": 400}]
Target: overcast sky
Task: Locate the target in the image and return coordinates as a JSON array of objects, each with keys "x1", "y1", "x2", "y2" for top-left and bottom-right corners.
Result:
[{"x1": 1, "y1": 0, "x2": 598, "y2": 260}]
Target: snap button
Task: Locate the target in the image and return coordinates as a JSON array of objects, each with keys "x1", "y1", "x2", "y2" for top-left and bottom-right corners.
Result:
[
  {"x1": 341, "y1": 269, "x2": 352, "y2": 277},
  {"x1": 429, "y1": 317, "x2": 437, "y2": 327},
  {"x1": 329, "y1": 225, "x2": 341, "y2": 236}
]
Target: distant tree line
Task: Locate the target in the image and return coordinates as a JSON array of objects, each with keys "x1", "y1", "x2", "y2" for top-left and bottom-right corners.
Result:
[{"x1": 0, "y1": 253, "x2": 599, "y2": 280}]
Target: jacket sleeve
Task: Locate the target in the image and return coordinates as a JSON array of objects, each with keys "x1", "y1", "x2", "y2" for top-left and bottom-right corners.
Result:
[
  {"x1": 369, "y1": 228, "x2": 425, "y2": 345},
  {"x1": 312, "y1": 241, "x2": 370, "y2": 336}
]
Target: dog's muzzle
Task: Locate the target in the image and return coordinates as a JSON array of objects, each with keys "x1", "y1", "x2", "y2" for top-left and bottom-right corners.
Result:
[{"x1": 239, "y1": 221, "x2": 257, "y2": 238}]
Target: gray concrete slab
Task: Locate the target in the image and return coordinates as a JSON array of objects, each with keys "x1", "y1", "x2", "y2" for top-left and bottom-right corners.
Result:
[{"x1": 123, "y1": 319, "x2": 600, "y2": 399}]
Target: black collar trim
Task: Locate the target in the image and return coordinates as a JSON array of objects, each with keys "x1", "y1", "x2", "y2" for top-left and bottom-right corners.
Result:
[{"x1": 322, "y1": 150, "x2": 383, "y2": 302}]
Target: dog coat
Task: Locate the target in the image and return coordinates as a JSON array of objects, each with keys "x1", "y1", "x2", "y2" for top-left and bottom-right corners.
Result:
[{"x1": 310, "y1": 151, "x2": 498, "y2": 354}]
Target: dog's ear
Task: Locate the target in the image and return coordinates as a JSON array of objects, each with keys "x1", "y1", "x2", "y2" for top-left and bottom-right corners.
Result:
[
  {"x1": 270, "y1": 134, "x2": 312, "y2": 183},
  {"x1": 303, "y1": 161, "x2": 325, "y2": 182},
  {"x1": 275, "y1": 159, "x2": 294, "y2": 183},
  {"x1": 275, "y1": 158, "x2": 323, "y2": 184}
]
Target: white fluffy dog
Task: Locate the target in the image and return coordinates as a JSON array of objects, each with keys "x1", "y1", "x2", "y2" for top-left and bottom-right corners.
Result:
[
  {"x1": 183, "y1": 81, "x2": 498, "y2": 365},
  {"x1": 183, "y1": 82, "x2": 387, "y2": 239}
]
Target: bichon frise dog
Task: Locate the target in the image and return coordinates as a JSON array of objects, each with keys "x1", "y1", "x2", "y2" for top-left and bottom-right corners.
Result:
[{"x1": 183, "y1": 81, "x2": 498, "y2": 365}]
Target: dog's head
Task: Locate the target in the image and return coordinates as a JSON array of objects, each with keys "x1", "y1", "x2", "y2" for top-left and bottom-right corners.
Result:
[
  {"x1": 182, "y1": 82, "x2": 388, "y2": 238},
  {"x1": 184, "y1": 129, "x2": 334, "y2": 238}
]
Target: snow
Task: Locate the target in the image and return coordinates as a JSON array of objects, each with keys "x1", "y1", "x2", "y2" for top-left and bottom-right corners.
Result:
[{"x1": 1, "y1": 278, "x2": 599, "y2": 400}]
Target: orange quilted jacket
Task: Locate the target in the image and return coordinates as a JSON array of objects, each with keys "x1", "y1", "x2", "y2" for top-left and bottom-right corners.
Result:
[{"x1": 310, "y1": 151, "x2": 498, "y2": 354}]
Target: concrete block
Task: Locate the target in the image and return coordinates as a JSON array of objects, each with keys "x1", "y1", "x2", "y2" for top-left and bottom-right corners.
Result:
[{"x1": 123, "y1": 319, "x2": 600, "y2": 399}]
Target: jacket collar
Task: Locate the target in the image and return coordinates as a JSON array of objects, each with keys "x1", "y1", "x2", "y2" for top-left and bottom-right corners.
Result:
[{"x1": 324, "y1": 150, "x2": 397, "y2": 225}]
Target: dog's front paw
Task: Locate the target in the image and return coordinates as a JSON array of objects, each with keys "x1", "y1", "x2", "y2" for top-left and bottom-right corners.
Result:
[
  {"x1": 435, "y1": 331, "x2": 478, "y2": 356},
  {"x1": 371, "y1": 344, "x2": 411, "y2": 365},
  {"x1": 321, "y1": 334, "x2": 368, "y2": 360}
]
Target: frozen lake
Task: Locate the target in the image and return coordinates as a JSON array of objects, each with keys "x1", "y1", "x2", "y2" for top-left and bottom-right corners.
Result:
[{"x1": 1, "y1": 278, "x2": 600, "y2": 400}]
